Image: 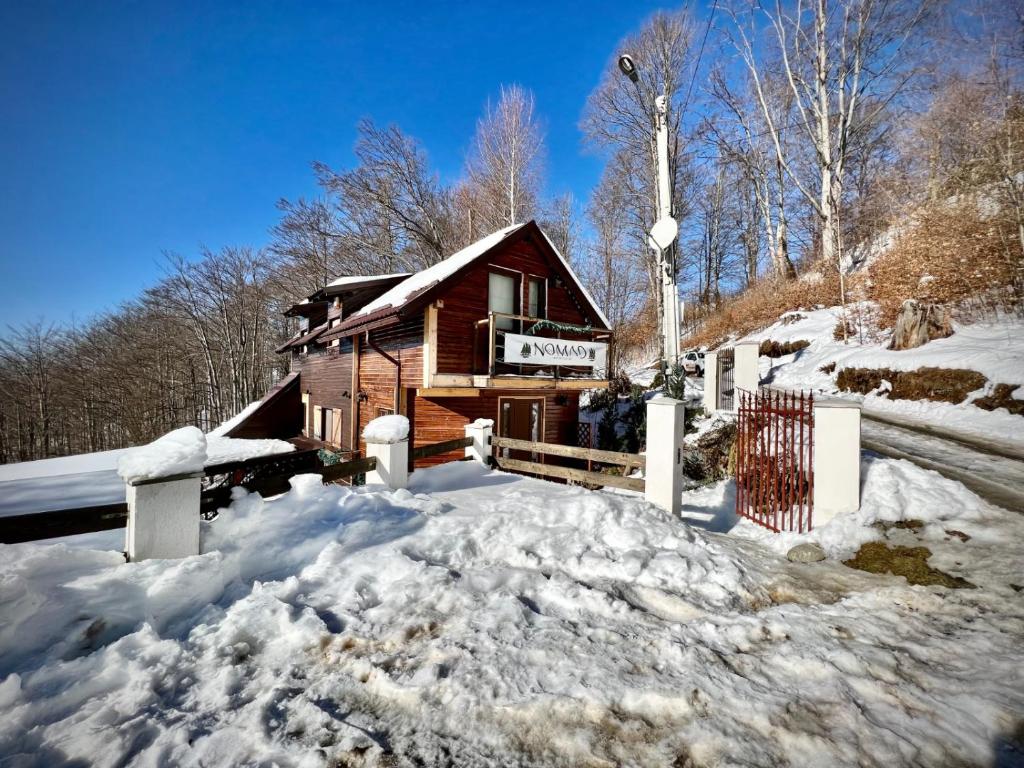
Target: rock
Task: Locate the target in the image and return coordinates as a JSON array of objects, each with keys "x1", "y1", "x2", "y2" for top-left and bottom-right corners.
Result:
[
  {"x1": 888, "y1": 299, "x2": 952, "y2": 350},
  {"x1": 787, "y1": 543, "x2": 826, "y2": 563}
]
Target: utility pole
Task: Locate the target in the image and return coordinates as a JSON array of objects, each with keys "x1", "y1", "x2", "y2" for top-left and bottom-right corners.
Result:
[
  {"x1": 618, "y1": 56, "x2": 681, "y2": 383},
  {"x1": 654, "y1": 95, "x2": 681, "y2": 372}
]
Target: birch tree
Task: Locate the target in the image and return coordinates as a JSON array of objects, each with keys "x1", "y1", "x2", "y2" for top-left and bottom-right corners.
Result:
[
  {"x1": 466, "y1": 84, "x2": 545, "y2": 231},
  {"x1": 730, "y1": 0, "x2": 932, "y2": 300},
  {"x1": 707, "y1": 67, "x2": 797, "y2": 279}
]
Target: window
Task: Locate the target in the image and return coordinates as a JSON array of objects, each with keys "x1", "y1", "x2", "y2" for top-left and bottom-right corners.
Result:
[
  {"x1": 489, "y1": 272, "x2": 517, "y2": 330},
  {"x1": 527, "y1": 277, "x2": 546, "y2": 318},
  {"x1": 376, "y1": 406, "x2": 394, "y2": 418}
]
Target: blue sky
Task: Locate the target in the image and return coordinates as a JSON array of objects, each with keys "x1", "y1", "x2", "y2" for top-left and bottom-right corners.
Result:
[{"x1": 0, "y1": 0, "x2": 708, "y2": 328}]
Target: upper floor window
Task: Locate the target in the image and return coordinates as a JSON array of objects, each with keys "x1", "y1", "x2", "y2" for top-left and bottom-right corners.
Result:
[
  {"x1": 488, "y1": 271, "x2": 518, "y2": 330},
  {"x1": 527, "y1": 277, "x2": 546, "y2": 319}
]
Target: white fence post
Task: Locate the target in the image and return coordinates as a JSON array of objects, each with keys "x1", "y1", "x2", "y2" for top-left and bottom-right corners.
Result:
[
  {"x1": 645, "y1": 396, "x2": 685, "y2": 516},
  {"x1": 813, "y1": 399, "x2": 862, "y2": 526},
  {"x1": 464, "y1": 419, "x2": 493, "y2": 464},
  {"x1": 125, "y1": 473, "x2": 203, "y2": 561},
  {"x1": 702, "y1": 351, "x2": 718, "y2": 414},
  {"x1": 365, "y1": 438, "x2": 410, "y2": 489},
  {"x1": 734, "y1": 342, "x2": 760, "y2": 405}
]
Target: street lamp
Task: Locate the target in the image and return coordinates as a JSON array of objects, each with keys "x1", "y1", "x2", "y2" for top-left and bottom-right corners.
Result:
[
  {"x1": 617, "y1": 53, "x2": 681, "y2": 381},
  {"x1": 617, "y1": 54, "x2": 639, "y2": 83}
]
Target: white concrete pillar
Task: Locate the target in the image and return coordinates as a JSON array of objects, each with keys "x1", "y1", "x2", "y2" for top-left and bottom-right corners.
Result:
[
  {"x1": 365, "y1": 439, "x2": 409, "y2": 489},
  {"x1": 464, "y1": 419, "x2": 493, "y2": 464},
  {"x1": 734, "y1": 342, "x2": 761, "y2": 406},
  {"x1": 125, "y1": 473, "x2": 202, "y2": 561},
  {"x1": 812, "y1": 399, "x2": 862, "y2": 527},
  {"x1": 702, "y1": 351, "x2": 718, "y2": 414},
  {"x1": 645, "y1": 397, "x2": 685, "y2": 516}
]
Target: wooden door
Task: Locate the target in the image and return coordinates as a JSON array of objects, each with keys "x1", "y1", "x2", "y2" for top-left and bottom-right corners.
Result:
[{"x1": 499, "y1": 397, "x2": 543, "y2": 461}]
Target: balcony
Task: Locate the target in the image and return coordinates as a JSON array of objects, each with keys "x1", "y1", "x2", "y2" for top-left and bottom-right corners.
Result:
[{"x1": 470, "y1": 312, "x2": 612, "y2": 389}]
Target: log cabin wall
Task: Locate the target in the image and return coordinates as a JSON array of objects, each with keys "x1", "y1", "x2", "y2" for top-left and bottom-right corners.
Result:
[
  {"x1": 411, "y1": 390, "x2": 580, "y2": 468},
  {"x1": 294, "y1": 338, "x2": 354, "y2": 449},
  {"x1": 357, "y1": 317, "x2": 424, "y2": 452},
  {"x1": 435, "y1": 236, "x2": 596, "y2": 375}
]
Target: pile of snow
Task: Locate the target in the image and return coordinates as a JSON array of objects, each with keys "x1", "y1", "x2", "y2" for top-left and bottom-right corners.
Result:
[
  {"x1": 1, "y1": 460, "x2": 1022, "y2": 765},
  {"x1": 116, "y1": 427, "x2": 208, "y2": 484},
  {"x1": 205, "y1": 436, "x2": 295, "y2": 466},
  {"x1": 362, "y1": 414, "x2": 409, "y2": 444}
]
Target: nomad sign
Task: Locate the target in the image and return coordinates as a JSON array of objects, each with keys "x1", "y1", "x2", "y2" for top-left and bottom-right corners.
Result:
[{"x1": 503, "y1": 333, "x2": 608, "y2": 370}]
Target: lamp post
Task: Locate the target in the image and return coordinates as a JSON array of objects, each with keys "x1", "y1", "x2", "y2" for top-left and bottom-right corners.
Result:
[{"x1": 618, "y1": 55, "x2": 681, "y2": 380}]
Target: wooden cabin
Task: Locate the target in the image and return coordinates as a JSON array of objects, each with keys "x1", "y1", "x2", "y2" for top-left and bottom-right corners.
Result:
[{"x1": 228, "y1": 221, "x2": 613, "y2": 466}]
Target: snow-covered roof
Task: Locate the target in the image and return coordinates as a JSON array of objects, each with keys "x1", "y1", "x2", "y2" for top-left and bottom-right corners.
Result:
[
  {"x1": 345, "y1": 222, "x2": 612, "y2": 329},
  {"x1": 535, "y1": 227, "x2": 612, "y2": 330},
  {"x1": 324, "y1": 272, "x2": 411, "y2": 290},
  {"x1": 351, "y1": 225, "x2": 524, "y2": 319}
]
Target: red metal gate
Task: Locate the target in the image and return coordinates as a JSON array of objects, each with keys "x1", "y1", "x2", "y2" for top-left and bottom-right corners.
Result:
[{"x1": 735, "y1": 389, "x2": 814, "y2": 532}]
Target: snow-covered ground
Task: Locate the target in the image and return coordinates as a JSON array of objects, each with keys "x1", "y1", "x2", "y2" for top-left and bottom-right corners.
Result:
[
  {"x1": 0, "y1": 435, "x2": 295, "y2": 519},
  {"x1": 2, "y1": 459, "x2": 1021, "y2": 767},
  {"x1": 739, "y1": 306, "x2": 1024, "y2": 452}
]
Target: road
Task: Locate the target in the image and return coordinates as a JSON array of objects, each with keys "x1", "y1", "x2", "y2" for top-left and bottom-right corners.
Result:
[{"x1": 861, "y1": 415, "x2": 1024, "y2": 514}]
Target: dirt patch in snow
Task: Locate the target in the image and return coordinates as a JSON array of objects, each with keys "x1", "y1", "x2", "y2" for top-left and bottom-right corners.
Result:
[
  {"x1": 759, "y1": 339, "x2": 810, "y2": 358},
  {"x1": 973, "y1": 383, "x2": 1024, "y2": 416},
  {"x1": 843, "y1": 541, "x2": 974, "y2": 589},
  {"x1": 836, "y1": 366, "x2": 988, "y2": 404}
]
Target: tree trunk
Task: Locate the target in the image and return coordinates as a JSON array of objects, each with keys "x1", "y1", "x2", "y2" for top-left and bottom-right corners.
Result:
[{"x1": 888, "y1": 299, "x2": 953, "y2": 350}]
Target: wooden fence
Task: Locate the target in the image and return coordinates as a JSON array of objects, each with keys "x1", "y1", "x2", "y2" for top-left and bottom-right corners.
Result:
[
  {"x1": 2, "y1": 445, "x2": 390, "y2": 545},
  {"x1": 491, "y1": 435, "x2": 645, "y2": 492}
]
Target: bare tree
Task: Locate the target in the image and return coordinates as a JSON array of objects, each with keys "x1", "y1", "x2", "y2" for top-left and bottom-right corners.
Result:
[
  {"x1": 729, "y1": 0, "x2": 933, "y2": 309},
  {"x1": 466, "y1": 84, "x2": 545, "y2": 231},
  {"x1": 582, "y1": 8, "x2": 698, "y2": 299},
  {"x1": 539, "y1": 193, "x2": 579, "y2": 262},
  {"x1": 707, "y1": 67, "x2": 797, "y2": 279},
  {"x1": 581, "y1": 168, "x2": 650, "y2": 367}
]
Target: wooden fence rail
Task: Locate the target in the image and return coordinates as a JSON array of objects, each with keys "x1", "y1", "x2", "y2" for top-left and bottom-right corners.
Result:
[
  {"x1": 410, "y1": 436, "x2": 473, "y2": 461},
  {"x1": 490, "y1": 435, "x2": 645, "y2": 492},
  {"x1": 0, "y1": 503, "x2": 129, "y2": 545}
]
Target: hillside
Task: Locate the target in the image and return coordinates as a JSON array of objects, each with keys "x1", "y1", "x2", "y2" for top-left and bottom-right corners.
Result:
[{"x1": 739, "y1": 306, "x2": 1024, "y2": 452}]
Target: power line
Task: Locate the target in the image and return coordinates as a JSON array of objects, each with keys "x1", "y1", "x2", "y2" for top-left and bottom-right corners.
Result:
[{"x1": 679, "y1": 0, "x2": 719, "y2": 120}]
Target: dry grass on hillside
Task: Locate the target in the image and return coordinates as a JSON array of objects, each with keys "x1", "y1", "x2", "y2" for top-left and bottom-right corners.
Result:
[
  {"x1": 686, "y1": 267, "x2": 850, "y2": 349},
  {"x1": 868, "y1": 200, "x2": 1022, "y2": 327},
  {"x1": 685, "y1": 196, "x2": 1022, "y2": 350}
]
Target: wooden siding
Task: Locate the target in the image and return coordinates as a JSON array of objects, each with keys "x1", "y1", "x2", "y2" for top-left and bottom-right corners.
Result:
[
  {"x1": 293, "y1": 339, "x2": 354, "y2": 450},
  {"x1": 410, "y1": 390, "x2": 580, "y2": 468},
  {"x1": 225, "y1": 372, "x2": 302, "y2": 441},
  {"x1": 436, "y1": 236, "x2": 596, "y2": 375},
  {"x1": 356, "y1": 318, "x2": 425, "y2": 453}
]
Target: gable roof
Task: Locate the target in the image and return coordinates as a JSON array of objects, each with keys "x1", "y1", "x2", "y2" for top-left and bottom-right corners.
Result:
[
  {"x1": 351, "y1": 225, "x2": 523, "y2": 319},
  {"x1": 323, "y1": 272, "x2": 411, "y2": 295},
  {"x1": 323, "y1": 221, "x2": 611, "y2": 339}
]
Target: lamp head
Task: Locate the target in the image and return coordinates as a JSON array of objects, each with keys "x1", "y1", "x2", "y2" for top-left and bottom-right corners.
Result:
[{"x1": 617, "y1": 54, "x2": 639, "y2": 83}]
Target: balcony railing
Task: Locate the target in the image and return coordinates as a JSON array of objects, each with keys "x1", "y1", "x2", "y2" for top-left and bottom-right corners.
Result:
[{"x1": 472, "y1": 312, "x2": 611, "y2": 381}]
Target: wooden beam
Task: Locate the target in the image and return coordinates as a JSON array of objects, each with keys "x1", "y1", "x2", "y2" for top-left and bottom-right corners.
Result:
[
  {"x1": 491, "y1": 436, "x2": 645, "y2": 468},
  {"x1": 554, "y1": 379, "x2": 610, "y2": 390},
  {"x1": 417, "y1": 387, "x2": 481, "y2": 398},
  {"x1": 495, "y1": 457, "x2": 645, "y2": 493},
  {"x1": 411, "y1": 436, "x2": 474, "y2": 460},
  {"x1": 320, "y1": 455, "x2": 378, "y2": 483},
  {"x1": 0, "y1": 503, "x2": 128, "y2": 545}
]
